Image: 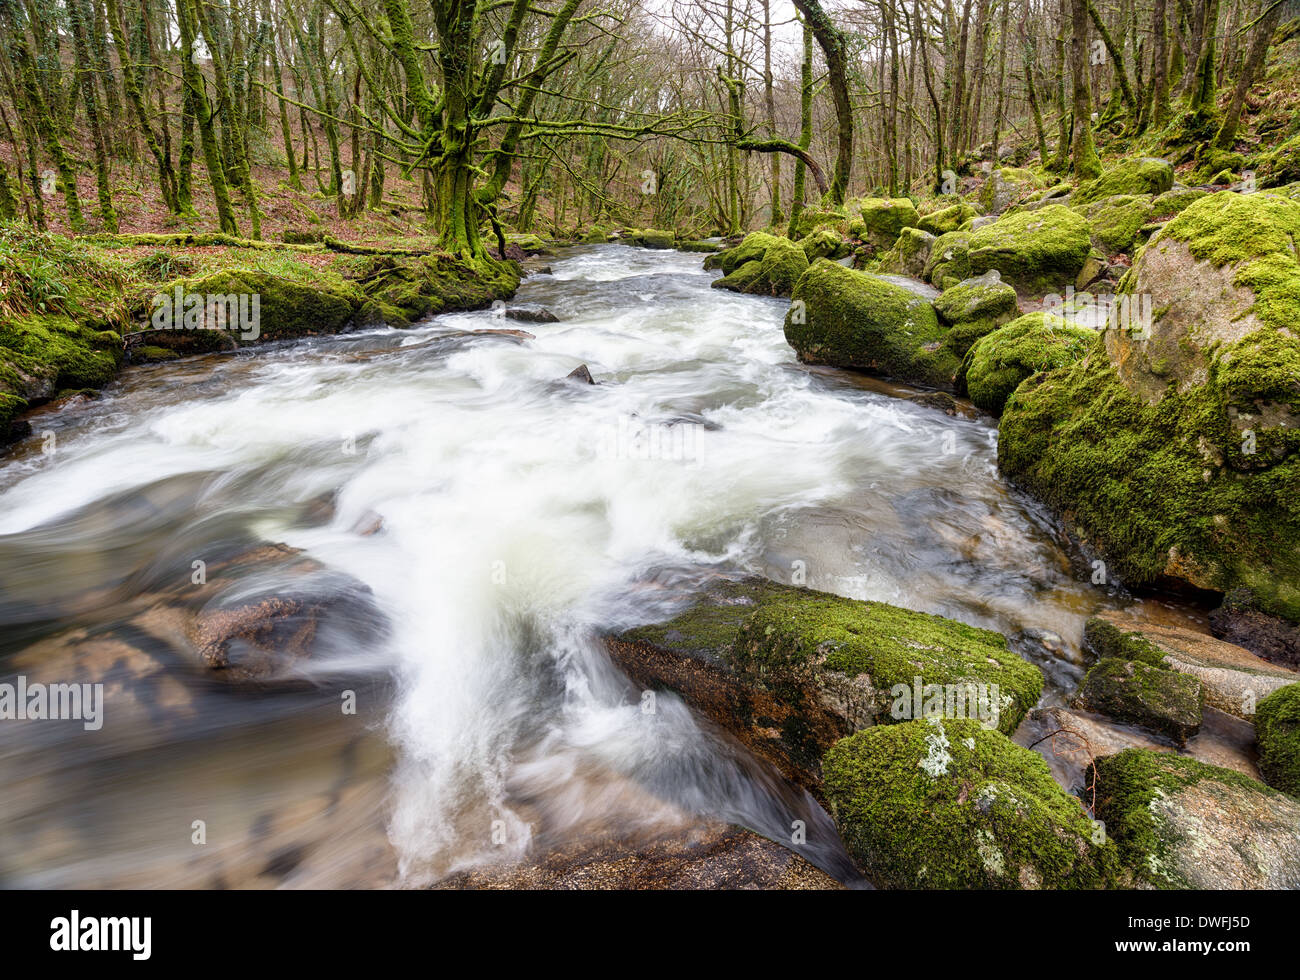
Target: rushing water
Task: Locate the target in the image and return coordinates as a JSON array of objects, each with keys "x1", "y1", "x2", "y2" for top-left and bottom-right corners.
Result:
[{"x1": 0, "y1": 245, "x2": 1203, "y2": 888}]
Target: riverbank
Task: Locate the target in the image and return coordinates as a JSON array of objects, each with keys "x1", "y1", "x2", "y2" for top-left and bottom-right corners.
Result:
[{"x1": 0, "y1": 226, "x2": 528, "y2": 445}]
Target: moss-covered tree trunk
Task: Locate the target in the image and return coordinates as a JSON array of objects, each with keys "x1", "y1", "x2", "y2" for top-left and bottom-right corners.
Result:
[
  {"x1": 792, "y1": 0, "x2": 852, "y2": 203},
  {"x1": 8, "y1": 31, "x2": 84, "y2": 231},
  {"x1": 1214, "y1": 0, "x2": 1280, "y2": 148},
  {"x1": 1069, "y1": 0, "x2": 1103, "y2": 178},
  {"x1": 178, "y1": 0, "x2": 238, "y2": 234}
]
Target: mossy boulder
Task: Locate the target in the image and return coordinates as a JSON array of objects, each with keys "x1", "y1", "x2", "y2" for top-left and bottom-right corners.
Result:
[
  {"x1": 823, "y1": 718, "x2": 1123, "y2": 888},
  {"x1": 923, "y1": 230, "x2": 973, "y2": 288},
  {"x1": 604, "y1": 577, "x2": 1042, "y2": 787},
  {"x1": 790, "y1": 208, "x2": 849, "y2": 239},
  {"x1": 855, "y1": 197, "x2": 920, "y2": 249},
  {"x1": 918, "y1": 201, "x2": 980, "y2": 235},
  {"x1": 875, "y1": 227, "x2": 935, "y2": 278},
  {"x1": 1088, "y1": 749, "x2": 1300, "y2": 888},
  {"x1": 966, "y1": 205, "x2": 1092, "y2": 295},
  {"x1": 1147, "y1": 186, "x2": 1208, "y2": 221},
  {"x1": 1072, "y1": 157, "x2": 1174, "y2": 207},
  {"x1": 706, "y1": 231, "x2": 783, "y2": 275},
  {"x1": 798, "y1": 228, "x2": 848, "y2": 262},
  {"x1": 1255, "y1": 684, "x2": 1300, "y2": 797},
  {"x1": 712, "y1": 235, "x2": 808, "y2": 297},
  {"x1": 356, "y1": 254, "x2": 520, "y2": 327},
  {"x1": 978, "y1": 167, "x2": 1045, "y2": 215},
  {"x1": 167, "y1": 269, "x2": 362, "y2": 341},
  {"x1": 1073, "y1": 658, "x2": 1202, "y2": 744},
  {"x1": 1083, "y1": 609, "x2": 1297, "y2": 719},
  {"x1": 932, "y1": 270, "x2": 1020, "y2": 357},
  {"x1": 997, "y1": 193, "x2": 1300, "y2": 624},
  {"x1": 0, "y1": 314, "x2": 122, "y2": 392},
  {"x1": 1078, "y1": 193, "x2": 1154, "y2": 254},
  {"x1": 1258, "y1": 134, "x2": 1300, "y2": 189},
  {"x1": 784, "y1": 259, "x2": 958, "y2": 389},
  {"x1": 629, "y1": 229, "x2": 675, "y2": 250},
  {"x1": 957, "y1": 312, "x2": 1095, "y2": 414}
]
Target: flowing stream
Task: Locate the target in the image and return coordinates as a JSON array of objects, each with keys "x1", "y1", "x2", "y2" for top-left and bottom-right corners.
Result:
[{"x1": 0, "y1": 245, "x2": 1204, "y2": 888}]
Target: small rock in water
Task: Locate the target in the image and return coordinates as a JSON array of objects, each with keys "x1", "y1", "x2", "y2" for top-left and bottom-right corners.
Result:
[
  {"x1": 565, "y1": 364, "x2": 597, "y2": 385},
  {"x1": 505, "y1": 306, "x2": 560, "y2": 324},
  {"x1": 905, "y1": 391, "x2": 958, "y2": 415}
]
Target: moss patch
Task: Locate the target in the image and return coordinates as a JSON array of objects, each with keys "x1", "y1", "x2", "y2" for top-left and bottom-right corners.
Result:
[
  {"x1": 967, "y1": 205, "x2": 1092, "y2": 295},
  {"x1": 823, "y1": 718, "x2": 1122, "y2": 888},
  {"x1": 1073, "y1": 658, "x2": 1202, "y2": 744},
  {"x1": 958, "y1": 312, "x2": 1095, "y2": 414},
  {"x1": 1255, "y1": 684, "x2": 1300, "y2": 797}
]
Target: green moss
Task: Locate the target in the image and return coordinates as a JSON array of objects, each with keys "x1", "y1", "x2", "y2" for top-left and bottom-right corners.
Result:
[
  {"x1": 854, "y1": 197, "x2": 920, "y2": 249},
  {"x1": 1082, "y1": 617, "x2": 1169, "y2": 667},
  {"x1": 732, "y1": 591, "x2": 1042, "y2": 734},
  {"x1": 1073, "y1": 157, "x2": 1175, "y2": 207},
  {"x1": 1074, "y1": 658, "x2": 1202, "y2": 743},
  {"x1": 978, "y1": 167, "x2": 1046, "y2": 214},
  {"x1": 629, "y1": 229, "x2": 674, "y2": 249},
  {"x1": 1146, "y1": 187, "x2": 1208, "y2": 221},
  {"x1": 1255, "y1": 684, "x2": 1300, "y2": 798},
  {"x1": 1258, "y1": 134, "x2": 1300, "y2": 189},
  {"x1": 751, "y1": 237, "x2": 809, "y2": 296},
  {"x1": 131, "y1": 345, "x2": 181, "y2": 363},
  {"x1": 823, "y1": 718, "x2": 1122, "y2": 888},
  {"x1": 923, "y1": 230, "x2": 972, "y2": 287},
  {"x1": 958, "y1": 312, "x2": 1095, "y2": 414},
  {"x1": 1087, "y1": 748, "x2": 1288, "y2": 888},
  {"x1": 784, "y1": 259, "x2": 959, "y2": 389},
  {"x1": 712, "y1": 258, "x2": 765, "y2": 292},
  {"x1": 918, "y1": 202, "x2": 979, "y2": 236},
  {"x1": 708, "y1": 231, "x2": 783, "y2": 275},
  {"x1": 0, "y1": 314, "x2": 122, "y2": 389},
  {"x1": 967, "y1": 205, "x2": 1092, "y2": 295},
  {"x1": 875, "y1": 227, "x2": 935, "y2": 278},
  {"x1": 1079, "y1": 194, "x2": 1154, "y2": 254},
  {"x1": 790, "y1": 208, "x2": 849, "y2": 239},
  {"x1": 798, "y1": 228, "x2": 848, "y2": 262}
]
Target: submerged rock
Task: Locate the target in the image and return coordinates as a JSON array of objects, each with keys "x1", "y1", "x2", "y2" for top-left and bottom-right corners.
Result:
[
  {"x1": 823, "y1": 718, "x2": 1123, "y2": 888},
  {"x1": 505, "y1": 305, "x2": 560, "y2": 324},
  {"x1": 604, "y1": 576, "x2": 1041, "y2": 787},
  {"x1": 564, "y1": 363, "x2": 596, "y2": 385},
  {"x1": 783, "y1": 259, "x2": 958, "y2": 390},
  {"x1": 1088, "y1": 748, "x2": 1300, "y2": 888}
]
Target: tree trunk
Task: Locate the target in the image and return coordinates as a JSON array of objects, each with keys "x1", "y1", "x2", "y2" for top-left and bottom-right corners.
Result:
[
  {"x1": 1214, "y1": 0, "x2": 1284, "y2": 147},
  {"x1": 1069, "y1": 0, "x2": 1103, "y2": 177}
]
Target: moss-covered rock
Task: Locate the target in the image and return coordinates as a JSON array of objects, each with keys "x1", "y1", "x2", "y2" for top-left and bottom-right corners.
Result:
[
  {"x1": 1258, "y1": 134, "x2": 1300, "y2": 189},
  {"x1": 798, "y1": 228, "x2": 848, "y2": 262},
  {"x1": 978, "y1": 167, "x2": 1046, "y2": 215},
  {"x1": 1255, "y1": 684, "x2": 1300, "y2": 797},
  {"x1": 966, "y1": 205, "x2": 1092, "y2": 295},
  {"x1": 918, "y1": 201, "x2": 980, "y2": 235},
  {"x1": 823, "y1": 718, "x2": 1123, "y2": 888},
  {"x1": 604, "y1": 576, "x2": 1041, "y2": 787},
  {"x1": 1147, "y1": 186, "x2": 1208, "y2": 221},
  {"x1": 875, "y1": 227, "x2": 935, "y2": 278},
  {"x1": 751, "y1": 237, "x2": 810, "y2": 296},
  {"x1": 711, "y1": 259, "x2": 765, "y2": 293},
  {"x1": 923, "y1": 230, "x2": 973, "y2": 288},
  {"x1": 1087, "y1": 748, "x2": 1300, "y2": 888},
  {"x1": 1083, "y1": 609, "x2": 1297, "y2": 719},
  {"x1": 784, "y1": 259, "x2": 959, "y2": 389},
  {"x1": 160, "y1": 269, "x2": 362, "y2": 340},
  {"x1": 706, "y1": 231, "x2": 783, "y2": 275},
  {"x1": 1073, "y1": 658, "x2": 1202, "y2": 744},
  {"x1": 790, "y1": 208, "x2": 850, "y2": 239},
  {"x1": 1079, "y1": 193, "x2": 1154, "y2": 254},
  {"x1": 354, "y1": 253, "x2": 520, "y2": 328},
  {"x1": 854, "y1": 197, "x2": 920, "y2": 249},
  {"x1": 1072, "y1": 157, "x2": 1175, "y2": 207},
  {"x1": 629, "y1": 228, "x2": 675, "y2": 249},
  {"x1": 957, "y1": 312, "x2": 1095, "y2": 414},
  {"x1": 0, "y1": 315, "x2": 122, "y2": 390},
  {"x1": 932, "y1": 270, "x2": 1020, "y2": 357},
  {"x1": 1003, "y1": 191, "x2": 1300, "y2": 618}
]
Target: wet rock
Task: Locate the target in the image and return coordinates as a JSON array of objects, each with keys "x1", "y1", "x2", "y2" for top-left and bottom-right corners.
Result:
[
  {"x1": 1085, "y1": 610, "x2": 1298, "y2": 719},
  {"x1": 434, "y1": 824, "x2": 841, "y2": 890},
  {"x1": 824, "y1": 718, "x2": 1124, "y2": 888},
  {"x1": 603, "y1": 576, "x2": 1042, "y2": 788},
  {"x1": 784, "y1": 260, "x2": 958, "y2": 391},
  {"x1": 505, "y1": 305, "x2": 560, "y2": 324},
  {"x1": 1210, "y1": 589, "x2": 1300, "y2": 671},
  {"x1": 565, "y1": 364, "x2": 596, "y2": 385},
  {"x1": 1072, "y1": 658, "x2": 1202, "y2": 745},
  {"x1": 1088, "y1": 748, "x2": 1300, "y2": 888},
  {"x1": 904, "y1": 390, "x2": 958, "y2": 414}
]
